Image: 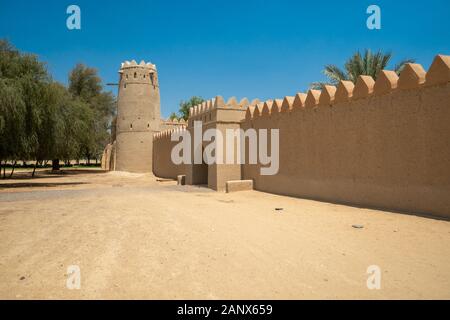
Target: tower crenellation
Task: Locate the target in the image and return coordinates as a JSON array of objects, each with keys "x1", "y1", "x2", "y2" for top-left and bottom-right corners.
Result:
[{"x1": 119, "y1": 60, "x2": 159, "y2": 87}]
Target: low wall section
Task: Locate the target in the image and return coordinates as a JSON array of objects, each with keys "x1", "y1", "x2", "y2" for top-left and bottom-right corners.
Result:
[{"x1": 152, "y1": 127, "x2": 187, "y2": 179}]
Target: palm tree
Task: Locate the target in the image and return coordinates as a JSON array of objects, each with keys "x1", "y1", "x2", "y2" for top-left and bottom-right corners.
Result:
[{"x1": 310, "y1": 50, "x2": 414, "y2": 89}]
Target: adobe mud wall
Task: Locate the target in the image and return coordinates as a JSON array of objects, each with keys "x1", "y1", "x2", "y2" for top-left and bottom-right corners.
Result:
[
  {"x1": 152, "y1": 128, "x2": 186, "y2": 179},
  {"x1": 242, "y1": 56, "x2": 450, "y2": 217},
  {"x1": 185, "y1": 97, "x2": 252, "y2": 190},
  {"x1": 101, "y1": 142, "x2": 116, "y2": 171}
]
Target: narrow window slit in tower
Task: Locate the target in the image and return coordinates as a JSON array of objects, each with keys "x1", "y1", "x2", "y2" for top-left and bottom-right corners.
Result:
[
  {"x1": 130, "y1": 123, "x2": 133, "y2": 129},
  {"x1": 134, "y1": 72, "x2": 137, "y2": 78}
]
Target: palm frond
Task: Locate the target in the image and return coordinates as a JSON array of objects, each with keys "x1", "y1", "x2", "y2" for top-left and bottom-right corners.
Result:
[
  {"x1": 363, "y1": 49, "x2": 372, "y2": 76},
  {"x1": 309, "y1": 82, "x2": 333, "y2": 90},
  {"x1": 312, "y1": 49, "x2": 415, "y2": 87},
  {"x1": 323, "y1": 64, "x2": 348, "y2": 84},
  {"x1": 346, "y1": 51, "x2": 364, "y2": 82},
  {"x1": 370, "y1": 50, "x2": 382, "y2": 77},
  {"x1": 378, "y1": 51, "x2": 392, "y2": 78}
]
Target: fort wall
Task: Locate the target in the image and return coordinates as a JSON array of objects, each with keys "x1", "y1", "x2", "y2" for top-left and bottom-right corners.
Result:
[
  {"x1": 241, "y1": 56, "x2": 450, "y2": 217},
  {"x1": 152, "y1": 127, "x2": 187, "y2": 179}
]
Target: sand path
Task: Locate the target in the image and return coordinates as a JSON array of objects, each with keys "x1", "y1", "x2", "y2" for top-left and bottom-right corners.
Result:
[{"x1": 0, "y1": 169, "x2": 449, "y2": 299}]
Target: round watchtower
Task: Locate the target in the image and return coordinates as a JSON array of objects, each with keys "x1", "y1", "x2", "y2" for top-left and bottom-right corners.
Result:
[{"x1": 115, "y1": 60, "x2": 161, "y2": 172}]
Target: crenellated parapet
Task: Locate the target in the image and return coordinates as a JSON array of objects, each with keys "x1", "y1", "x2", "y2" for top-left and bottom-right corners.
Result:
[
  {"x1": 243, "y1": 54, "x2": 450, "y2": 121},
  {"x1": 153, "y1": 126, "x2": 187, "y2": 141},
  {"x1": 163, "y1": 118, "x2": 187, "y2": 125},
  {"x1": 120, "y1": 59, "x2": 156, "y2": 70},
  {"x1": 187, "y1": 96, "x2": 259, "y2": 126},
  {"x1": 158, "y1": 118, "x2": 187, "y2": 133},
  {"x1": 119, "y1": 59, "x2": 159, "y2": 87}
]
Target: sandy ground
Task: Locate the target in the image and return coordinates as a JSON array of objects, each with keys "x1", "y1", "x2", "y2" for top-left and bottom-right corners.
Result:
[{"x1": 0, "y1": 169, "x2": 449, "y2": 299}]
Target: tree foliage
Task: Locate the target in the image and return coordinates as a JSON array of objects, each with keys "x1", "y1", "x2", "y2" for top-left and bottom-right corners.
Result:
[
  {"x1": 311, "y1": 49, "x2": 414, "y2": 89},
  {"x1": 171, "y1": 96, "x2": 205, "y2": 121},
  {"x1": 68, "y1": 63, "x2": 115, "y2": 162},
  {"x1": 0, "y1": 39, "x2": 115, "y2": 177}
]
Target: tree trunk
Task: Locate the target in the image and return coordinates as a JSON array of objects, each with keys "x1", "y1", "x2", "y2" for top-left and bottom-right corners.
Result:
[
  {"x1": 32, "y1": 161, "x2": 38, "y2": 178},
  {"x1": 9, "y1": 160, "x2": 17, "y2": 178},
  {"x1": 52, "y1": 159, "x2": 60, "y2": 171}
]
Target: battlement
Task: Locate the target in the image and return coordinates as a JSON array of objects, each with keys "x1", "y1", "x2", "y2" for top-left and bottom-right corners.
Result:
[
  {"x1": 119, "y1": 59, "x2": 157, "y2": 72},
  {"x1": 187, "y1": 96, "x2": 260, "y2": 126},
  {"x1": 188, "y1": 97, "x2": 260, "y2": 118},
  {"x1": 162, "y1": 118, "x2": 187, "y2": 125},
  {"x1": 153, "y1": 126, "x2": 187, "y2": 141},
  {"x1": 118, "y1": 59, "x2": 159, "y2": 89},
  {"x1": 244, "y1": 55, "x2": 450, "y2": 120}
]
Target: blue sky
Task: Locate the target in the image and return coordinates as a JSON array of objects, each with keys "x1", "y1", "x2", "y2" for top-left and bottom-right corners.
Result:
[{"x1": 1, "y1": 0, "x2": 449, "y2": 117}]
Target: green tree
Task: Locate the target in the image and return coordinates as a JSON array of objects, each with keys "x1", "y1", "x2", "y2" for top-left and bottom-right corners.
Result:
[
  {"x1": 311, "y1": 49, "x2": 414, "y2": 89},
  {"x1": 0, "y1": 79, "x2": 26, "y2": 177},
  {"x1": 50, "y1": 83, "x2": 93, "y2": 169},
  {"x1": 0, "y1": 39, "x2": 51, "y2": 177},
  {"x1": 69, "y1": 64, "x2": 102, "y2": 101},
  {"x1": 169, "y1": 112, "x2": 179, "y2": 121},
  {"x1": 68, "y1": 64, "x2": 115, "y2": 163},
  {"x1": 0, "y1": 39, "x2": 113, "y2": 177},
  {"x1": 176, "y1": 96, "x2": 204, "y2": 121}
]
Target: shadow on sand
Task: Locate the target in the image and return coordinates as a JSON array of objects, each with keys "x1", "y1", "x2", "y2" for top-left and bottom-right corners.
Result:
[
  {"x1": 0, "y1": 182, "x2": 88, "y2": 189},
  {"x1": 1, "y1": 168, "x2": 106, "y2": 180}
]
